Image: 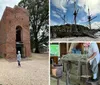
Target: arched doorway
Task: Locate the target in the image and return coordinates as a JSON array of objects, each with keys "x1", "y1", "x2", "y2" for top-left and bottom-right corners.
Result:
[
  {"x1": 16, "y1": 26, "x2": 23, "y2": 57},
  {"x1": 16, "y1": 26, "x2": 22, "y2": 42}
]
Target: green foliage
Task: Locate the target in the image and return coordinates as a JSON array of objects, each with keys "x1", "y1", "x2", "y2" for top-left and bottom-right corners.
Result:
[
  {"x1": 18, "y1": 0, "x2": 49, "y2": 53},
  {"x1": 0, "y1": 56, "x2": 3, "y2": 58},
  {"x1": 50, "y1": 24, "x2": 95, "y2": 37}
]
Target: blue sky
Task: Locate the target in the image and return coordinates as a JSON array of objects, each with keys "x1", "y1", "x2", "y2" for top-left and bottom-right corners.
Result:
[
  {"x1": 0, "y1": 0, "x2": 21, "y2": 20},
  {"x1": 50, "y1": 0, "x2": 100, "y2": 29}
]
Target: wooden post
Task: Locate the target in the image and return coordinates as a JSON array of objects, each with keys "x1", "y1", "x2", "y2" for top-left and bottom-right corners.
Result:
[
  {"x1": 86, "y1": 55, "x2": 89, "y2": 81},
  {"x1": 88, "y1": 8, "x2": 91, "y2": 29},
  {"x1": 73, "y1": 0, "x2": 78, "y2": 32},
  {"x1": 66, "y1": 62, "x2": 70, "y2": 85},
  {"x1": 57, "y1": 78, "x2": 59, "y2": 85},
  {"x1": 78, "y1": 59, "x2": 81, "y2": 80}
]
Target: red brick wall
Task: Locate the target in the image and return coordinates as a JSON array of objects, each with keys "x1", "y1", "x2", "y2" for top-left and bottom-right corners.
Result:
[
  {"x1": 0, "y1": 6, "x2": 31, "y2": 59},
  {"x1": 0, "y1": 7, "x2": 8, "y2": 58}
]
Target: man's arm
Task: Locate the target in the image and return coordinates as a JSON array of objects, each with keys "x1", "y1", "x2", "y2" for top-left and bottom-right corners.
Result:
[{"x1": 87, "y1": 52, "x2": 97, "y2": 62}]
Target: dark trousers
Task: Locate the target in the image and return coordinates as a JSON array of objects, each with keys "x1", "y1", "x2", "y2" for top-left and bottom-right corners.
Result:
[{"x1": 18, "y1": 60, "x2": 21, "y2": 66}]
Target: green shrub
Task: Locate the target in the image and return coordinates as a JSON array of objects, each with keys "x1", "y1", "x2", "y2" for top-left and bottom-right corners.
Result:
[{"x1": 0, "y1": 56, "x2": 3, "y2": 58}]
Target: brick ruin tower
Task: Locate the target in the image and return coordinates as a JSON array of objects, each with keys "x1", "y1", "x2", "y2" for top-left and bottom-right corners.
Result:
[{"x1": 0, "y1": 6, "x2": 31, "y2": 59}]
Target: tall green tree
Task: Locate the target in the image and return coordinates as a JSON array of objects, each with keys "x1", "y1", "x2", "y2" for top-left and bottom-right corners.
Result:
[{"x1": 18, "y1": 0, "x2": 49, "y2": 53}]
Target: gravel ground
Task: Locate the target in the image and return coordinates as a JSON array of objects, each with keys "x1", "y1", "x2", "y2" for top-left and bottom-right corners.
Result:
[
  {"x1": 50, "y1": 77, "x2": 65, "y2": 85},
  {"x1": 0, "y1": 53, "x2": 49, "y2": 85}
]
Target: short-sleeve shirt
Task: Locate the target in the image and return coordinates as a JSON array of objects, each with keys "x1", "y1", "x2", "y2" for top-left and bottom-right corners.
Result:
[{"x1": 88, "y1": 42, "x2": 100, "y2": 65}]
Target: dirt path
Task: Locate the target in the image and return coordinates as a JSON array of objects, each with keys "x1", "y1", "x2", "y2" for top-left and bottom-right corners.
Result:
[{"x1": 0, "y1": 53, "x2": 49, "y2": 85}]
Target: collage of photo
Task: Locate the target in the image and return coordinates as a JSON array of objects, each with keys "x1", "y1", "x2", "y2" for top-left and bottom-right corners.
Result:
[
  {"x1": 50, "y1": 0, "x2": 100, "y2": 85},
  {"x1": 0, "y1": 0, "x2": 100, "y2": 85}
]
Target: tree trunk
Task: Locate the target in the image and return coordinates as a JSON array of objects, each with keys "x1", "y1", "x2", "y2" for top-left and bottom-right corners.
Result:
[
  {"x1": 35, "y1": 47, "x2": 40, "y2": 53},
  {"x1": 35, "y1": 42, "x2": 40, "y2": 53},
  {"x1": 34, "y1": 34, "x2": 40, "y2": 53}
]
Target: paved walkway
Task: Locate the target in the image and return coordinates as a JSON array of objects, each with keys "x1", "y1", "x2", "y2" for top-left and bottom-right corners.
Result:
[{"x1": 0, "y1": 53, "x2": 49, "y2": 85}]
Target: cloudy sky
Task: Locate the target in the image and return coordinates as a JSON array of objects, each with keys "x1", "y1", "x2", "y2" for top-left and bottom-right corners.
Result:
[
  {"x1": 0, "y1": 0, "x2": 21, "y2": 20},
  {"x1": 50, "y1": 0, "x2": 100, "y2": 29}
]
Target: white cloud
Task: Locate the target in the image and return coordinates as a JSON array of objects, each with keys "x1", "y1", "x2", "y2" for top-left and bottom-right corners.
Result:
[
  {"x1": 77, "y1": 16, "x2": 88, "y2": 24},
  {"x1": 0, "y1": 0, "x2": 21, "y2": 20},
  {"x1": 50, "y1": 20, "x2": 61, "y2": 26},
  {"x1": 52, "y1": 0, "x2": 67, "y2": 13},
  {"x1": 91, "y1": 22, "x2": 100, "y2": 29},
  {"x1": 52, "y1": 0, "x2": 100, "y2": 16},
  {"x1": 68, "y1": 0, "x2": 74, "y2": 4},
  {"x1": 77, "y1": 0, "x2": 100, "y2": 16},
  {"x1": 52, "y1": 10, "x2": 61, "y2": 18}
]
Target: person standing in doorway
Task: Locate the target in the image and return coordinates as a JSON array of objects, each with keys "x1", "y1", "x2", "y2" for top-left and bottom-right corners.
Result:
[{"x1": 17, "y1": 51, "x2": 21, "y2": 67}]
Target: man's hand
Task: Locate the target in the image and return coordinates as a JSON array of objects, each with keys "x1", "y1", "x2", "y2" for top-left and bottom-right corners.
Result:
[
  {"x1": 87, "y1": 58, "x2": 91, "y2": 62},
  {"x1": 87, "y1": 52, "x2": 97, "y2": 62}
]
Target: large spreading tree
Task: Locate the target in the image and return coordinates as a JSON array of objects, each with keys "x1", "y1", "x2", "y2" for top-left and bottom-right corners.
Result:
[{"x1": 18, "y1": 0, "x2": 49, "y2": 53}]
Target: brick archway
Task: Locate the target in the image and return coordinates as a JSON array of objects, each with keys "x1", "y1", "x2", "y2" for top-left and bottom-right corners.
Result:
[
  {"x1": 16, "y1": 26, "x2": 22, "y2": 42},
  {"x1": 16, "y1": 26, "x2": 23, "y2": 57}
]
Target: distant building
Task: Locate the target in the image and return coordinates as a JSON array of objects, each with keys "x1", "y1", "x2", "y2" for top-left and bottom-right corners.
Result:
[{"x1": 0, "y1": 6, "x2": 31, "y2": 59}]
